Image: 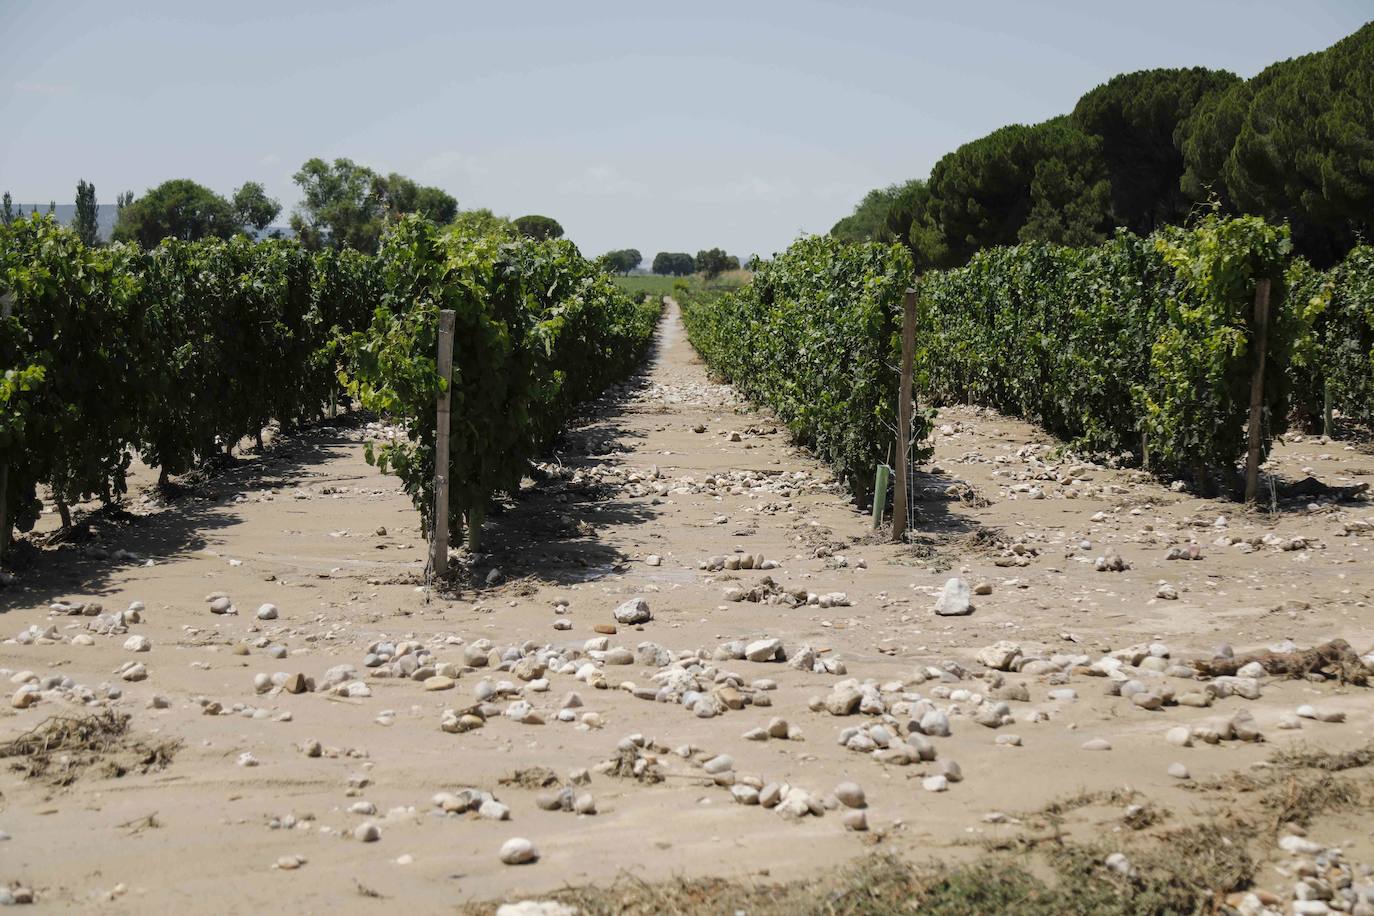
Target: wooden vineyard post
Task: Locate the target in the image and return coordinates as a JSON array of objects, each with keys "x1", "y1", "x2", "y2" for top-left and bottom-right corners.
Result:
[
  {"x1": 1244, "y1": 279, "x2": 1272, "y2": 503},
  {"x1": 1323, "y1": 380, "x2": 1333, "y2": 439},
  {"x1": 892, "y1": 287, "x2": 917, "y2": 542},
  {"x1": 431, "y1": 310, "x2": 456, "y2": 579},
  {"x1": 0, "y1": 292, "x2": 11, "y2": 560}
]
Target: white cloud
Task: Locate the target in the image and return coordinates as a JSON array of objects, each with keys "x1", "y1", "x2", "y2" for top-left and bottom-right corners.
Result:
[
  {"x1": 674, "y1": 175, "x2": 798, "y2": 205},
  {"x1": 557, "y1": 165, "x2": 648, "y2": 197},
  {"x1": 14, "y1": 80, "x2": 73, "y2": 96},
  {"x1": 416, "y1": 151, "x2": 489, "y2": 185}
]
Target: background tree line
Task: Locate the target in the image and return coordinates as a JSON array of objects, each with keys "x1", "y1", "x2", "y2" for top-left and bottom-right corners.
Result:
[
  {"x1": 648, "y1": 248, "x2": 741, "y2": 278},
  {"x1": 2, "y1": 157, "x2": 569, "y2": 254},
  {"x1": 833, "y1": 21, "x2": 1373, "y2": 269}
]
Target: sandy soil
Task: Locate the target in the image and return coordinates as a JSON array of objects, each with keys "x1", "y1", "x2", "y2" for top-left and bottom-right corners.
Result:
[{"x1": 2, "y1": 300, "x2": 1373, "y2": 912}]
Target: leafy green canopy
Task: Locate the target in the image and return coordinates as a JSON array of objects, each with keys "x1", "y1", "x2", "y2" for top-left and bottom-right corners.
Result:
[
  {"x1": 600, "y1": 248, "x2": 642, "y2": 274},
  {"x1": 651, "y1": 252, "x2": 695, "y2": 275},
  {"x1": 344, "y1": 216, "x2": 659, "y2": 546},
  {"x1": 513, "y1": 214, "x2": 564, "y2": 240},
  {"x1": 112, "y1": 179, "x2": 242, "y2": 246},
  {"x1": 290, "y1": 157, "x2": 458, "y2": 253},
  {"x1": 836, "y1": 22, "x2": 1373, "y2": 268},
  {"x1": 0, "y1": 215, "x2": 377, "y2": 549},
  {"x1": 681, "y1": 235, "x2": 932, "y2": 497},
  {"x1": 917, "y1": 215, "x2": 1317, "y2": 486}
]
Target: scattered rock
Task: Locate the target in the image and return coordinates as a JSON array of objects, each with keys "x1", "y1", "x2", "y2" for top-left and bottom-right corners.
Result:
[
  {"x1": 499, "y1": 837, "x2": 539, "y2": 865},
  {"x1": 934, "y1": 578, "x2": 973, "y2": 616},
  {"x1": 613, "y1": 598, "x2": 652, "y2": 625}
]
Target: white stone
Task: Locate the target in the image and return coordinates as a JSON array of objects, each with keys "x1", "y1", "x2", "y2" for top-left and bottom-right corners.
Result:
[
  {"x1": 613, "y1": 598, "x2": 651, "y2": 625},
  {"x1": 934, "y1": 578, "x2": 972, "y2": 616},
  {"x1": 499, "y1": 837, "x2": 539, "y2": 865}
]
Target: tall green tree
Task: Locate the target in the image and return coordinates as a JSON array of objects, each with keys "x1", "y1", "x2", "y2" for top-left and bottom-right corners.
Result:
[
  {"x1": 652, "y1": 252, "x2": 695, "y2": 276},
  {"x1": 72, "y1": 179, "x2": 99, "y2": 246},
  {"x1": 602, "y1": 248, "x2": 642, "y2": 274},
  {"x1": 381, "y1": 173, "x2": 457, "y2": 224},
  {"x1": 1, "y1": 192, "x2": 13, "y2": 225},
  {"x1": 513, "y1": 214, "x2": 564, "y2": 240},
  {"x1": 1071, "y1": 67, "x2": 1239, "y2": 233},
  {"x1": 1019, "y1": 135, "x2": 1113, "y2": 247},
  {"x1": 290, "y1": 158, "x2": 386, "y2": 252},
  {"x1": 830, "y1": 179, "x2": 943, "y2": 270},
  {"x1": 927, "y1": 117, "x2": 1111, "y2": 266},
  {"x1": 695, "y1": 248, "x2": 740, "y2": 279},
  {"x1": 112, "y1": 179, "x2": 239, "y2": 246},
  {"x1": 231, "y1": 181, "x2": 281, "y2": 234},
  {"x1": 1222, "y1": 24, "x2": 1374, "y2": 266},
  {"x1": 290, "y1": 158, "x2": 457, "y2": 251}
]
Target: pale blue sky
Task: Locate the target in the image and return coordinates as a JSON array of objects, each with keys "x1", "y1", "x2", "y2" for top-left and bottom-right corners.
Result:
[{"x1": 2, "y1": 1, "x2": 1368, "y2": 260}]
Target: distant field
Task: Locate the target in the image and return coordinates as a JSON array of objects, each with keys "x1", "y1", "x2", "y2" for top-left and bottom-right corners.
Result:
[
  {"x1": 614, "y1": 271, "x2": 752, "y2": 298},
  {"x1": 612, "y1": 274, "x2": 683, "y2": 296}
]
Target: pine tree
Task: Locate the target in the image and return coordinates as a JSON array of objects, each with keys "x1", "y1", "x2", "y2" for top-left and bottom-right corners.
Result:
[
  {"x1": 72, "y1": 179, "x2": 99, "y2": 245},
  {"x1": 1, "y1": 191, "x2": 12, "y2": 225}
]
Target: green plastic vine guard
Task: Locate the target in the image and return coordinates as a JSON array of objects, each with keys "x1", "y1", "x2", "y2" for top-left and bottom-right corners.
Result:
[{"x1": 871, "y1": 464, "x2": 890, "y2": 529}]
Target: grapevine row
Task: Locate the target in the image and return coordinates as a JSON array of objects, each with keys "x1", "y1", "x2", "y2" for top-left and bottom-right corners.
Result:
[
  {"x1": 685, "y1": 216, "x2": 1371, "y2": 499},
  {"x1": 0, "y1": 214, "x2": 658, "y2": 556}
]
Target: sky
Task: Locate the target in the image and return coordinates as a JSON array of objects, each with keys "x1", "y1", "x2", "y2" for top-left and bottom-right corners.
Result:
[{"x1": 2, "y1": 1, "x2": 1369, "y2": 262}]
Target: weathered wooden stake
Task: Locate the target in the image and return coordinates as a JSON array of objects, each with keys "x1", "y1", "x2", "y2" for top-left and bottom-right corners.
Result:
[
  {"x1": 871, "y1": 464, "x2": 890, "y2": 529},
  {"x1": 892, "y1": 287, "x2": 917, "y2": 542},
  {"x1": 0, "y1": 292, "x2": 12, "y2": 560},
  {"x1": 1244, "y1": 279, "x2": 1272, "y2": 503},
  {"x1": 1323, "y1": 379, "x2": 1333, "y2": 439},
  {"x1": 432, "y1": 310, "x2": 456, "y2": 578}
]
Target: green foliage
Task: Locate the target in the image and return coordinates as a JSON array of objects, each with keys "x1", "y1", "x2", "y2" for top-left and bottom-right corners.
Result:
[
  {"x1": 291, "y1": 157, "x2": 387, "y2": 252},
  {"x1": 1145, "y1": 216, "x2": 1305, "y2": 475},
  {"x1": 601, "y1": 248, "x2": 642, "y2": 274},
  {"x1": 0, "y1": 192, "x2": 13, "y2": 226},
  {"x1": 651, "y1": 251, "x2": 695, "y2": 276},
  {"x1": 1071, "y1": 67, "x2": 1240, "y2": 233},
  {"x1": 0, "y1": 216, "x2": 379, "y2": 551},
  {"x1": 513, "y1": 214, "x2": 564, "y2": 241},
  {"x1": 290, "y1": 158, "x2": 458, "y2": 253},
  {"x1": 840, "y1": 23, "x2": 1370, "y2": 268},
  {"x1": 132, "y1": 235, "x2": 376, "y2": 479},
  {"x1": 231, "y1": 181, "x2": 281, "y2": 233},
  {"x1": 111, "y1": 179, "x2": 239, "y2": 247},
  {"x1": 682, "y1": 235, "x2": 931, "y2": 496},
  {"x1": 0, "y1": 215, "x2": 142, "y2": 533},
  {"x1": 381, "y1": 174, "x2": 457, "y2": 225},
  {"x1": 694, "y1": 247, "x2": 740, "y2": 279},
  {"x1": 344, "y1": 217, "x2": 658, "y2": 545},
  {"x1": 72, "y1": 179, "x2": 99, "y2": 246},
  {"x1": 1219, "y1": 24, "x2": 1374, "y2": 266},
  {"x1": 450, "y1": 208, "x2": 510, "y2": 235},
  {"x1": 927, "y1": 117, "x2": 1112, "y2": 266},
  {"x1": 1019, "y1": 148, "x2": 1112, "y2": 248},
  {"x1": 1289, "y1": 245, "x2": 1374, "y2": 426},
  {"x1": 917, "y1": 215, "x2": 1308, "y2": 485}
]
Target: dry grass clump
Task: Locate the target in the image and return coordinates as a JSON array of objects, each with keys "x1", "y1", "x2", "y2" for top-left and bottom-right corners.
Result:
[{"x1": 0, "y1": 710, "x2": 179, "y2": 786}]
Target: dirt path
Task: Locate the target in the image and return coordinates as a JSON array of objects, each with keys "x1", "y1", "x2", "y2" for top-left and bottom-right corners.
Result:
[{"x1": 2, "y1": 302, "x2": 1374, "y2": 912}]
